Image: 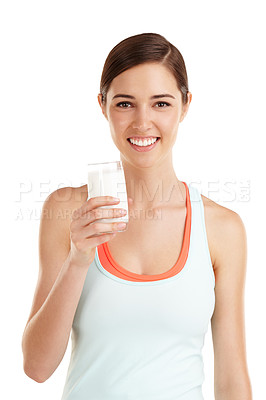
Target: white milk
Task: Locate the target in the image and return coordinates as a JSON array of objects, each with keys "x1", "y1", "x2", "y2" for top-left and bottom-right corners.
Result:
[{"x1": 87, "y1": 161, "x2": 128, "y2": 224}]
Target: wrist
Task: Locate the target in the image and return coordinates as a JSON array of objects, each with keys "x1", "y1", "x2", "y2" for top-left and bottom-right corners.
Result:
[{"x1": 63, "y1": 252, "x2": 91, "y2": 277}]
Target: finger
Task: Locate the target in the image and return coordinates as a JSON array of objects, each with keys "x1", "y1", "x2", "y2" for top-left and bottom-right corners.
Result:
[
  {"x1": 80, "y1": 207, "x2": 127, "y2": 227},
  {"x1": 84, "y1": 220, "x2": 127, "y2": 238},
  {"x1": 85, "y1": 232, "x2": 117, "y2": 248},
  {"x1": 72, "y1": 196, "x2": 120, "y2": 220}
]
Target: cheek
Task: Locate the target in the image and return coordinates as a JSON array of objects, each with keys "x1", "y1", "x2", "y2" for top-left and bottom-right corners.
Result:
[
  {"x1": 110, "y1": 115, "x2": 131, "y2": 135},
  {"x1": 156, "y1": 111, "x2": 180, "y2": 131}
]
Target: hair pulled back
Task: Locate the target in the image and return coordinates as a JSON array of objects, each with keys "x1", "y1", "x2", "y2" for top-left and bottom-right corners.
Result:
[{"x1": 100, "y1": 33, "x2": 189, "y2": 106}]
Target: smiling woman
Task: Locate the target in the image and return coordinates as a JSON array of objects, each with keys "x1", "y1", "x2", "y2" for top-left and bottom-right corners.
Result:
[
  {"x1": 98, "y1": 60, "x2": 191, "y2": 168},
  {"x1": 96, "y1": 33, "x2": 191, "y2": 172},
  {"x1": 22, "y1": 32, "x2": 252, "y2": 400}
]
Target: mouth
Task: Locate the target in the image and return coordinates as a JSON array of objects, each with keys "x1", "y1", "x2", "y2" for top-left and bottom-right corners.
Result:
[{"x1": 127, "y1": 137, "x2": 160, "y2": 152}]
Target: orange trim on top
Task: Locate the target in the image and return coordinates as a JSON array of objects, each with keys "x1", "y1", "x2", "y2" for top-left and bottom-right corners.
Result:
[{"x1": 97, "y1": 181, "x2": 191, "y2": 282}]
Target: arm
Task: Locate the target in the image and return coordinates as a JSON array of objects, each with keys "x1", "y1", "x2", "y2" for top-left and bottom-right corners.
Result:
[
  {"x1": 210, "y1": 209, "x2": 252, "y2": 399},
  {"x1": 22, "y1": 188, "x2": 88, "y2": 383}
]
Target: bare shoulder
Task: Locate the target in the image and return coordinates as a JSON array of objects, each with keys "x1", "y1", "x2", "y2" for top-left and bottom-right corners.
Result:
[
  {"x1": 45, "y1": 184, "x2": 88, "y2": 210},
  {"x1": 200, "y1": 194, "x2": 247, "y2": 270},
  {"x1": 41, "y1": 184, "x2": 88, "y2": 249}
]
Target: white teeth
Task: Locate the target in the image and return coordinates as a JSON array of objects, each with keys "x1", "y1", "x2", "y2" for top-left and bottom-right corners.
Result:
[{"x1": 129, "y1": 138, "x2": 157, "y2": 146}]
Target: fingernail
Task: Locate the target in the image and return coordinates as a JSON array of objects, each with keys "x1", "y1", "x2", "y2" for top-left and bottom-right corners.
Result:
[
  {"x1": 119, "y1": 209, "x2": 127, "y2": 214},
  {"x1": 117, "y1": 222, "x2": 127, "y2": 229}
]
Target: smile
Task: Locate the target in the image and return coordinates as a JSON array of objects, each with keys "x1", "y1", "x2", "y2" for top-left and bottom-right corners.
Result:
[
  {"x1": 127, "y1": 137, "x2": 160, "y2": 152},
  {"x1": 129, "y1": 137, "x2": 157, "y2": 146}
]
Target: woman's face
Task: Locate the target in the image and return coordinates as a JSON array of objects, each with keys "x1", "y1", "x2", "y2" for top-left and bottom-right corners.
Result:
[{"x1": 98, "y1": 62, "x2": 191, "y2": 167}]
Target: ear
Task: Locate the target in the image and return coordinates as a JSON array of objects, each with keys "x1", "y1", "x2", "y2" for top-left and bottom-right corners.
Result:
[
  {"x1": 97, "y1": 93, "x2": 108, "y2": 121},
  {"x1": 180, "y1": 92, "x2": 192, "y2": 123}
]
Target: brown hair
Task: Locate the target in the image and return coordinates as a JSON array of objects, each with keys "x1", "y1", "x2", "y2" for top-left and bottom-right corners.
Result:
[{"x1": 100, "y1": 33, "x2": 189, "y2": 105}]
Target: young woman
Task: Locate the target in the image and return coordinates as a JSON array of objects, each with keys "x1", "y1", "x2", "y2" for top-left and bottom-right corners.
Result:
[{"x1": 22, "y1": 33, "x2": 252, "y2": 399}]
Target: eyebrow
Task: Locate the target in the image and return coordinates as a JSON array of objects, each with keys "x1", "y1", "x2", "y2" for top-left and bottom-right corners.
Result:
[{"x1": 112, "y1": 93, "x2": 176, "y2": 100}]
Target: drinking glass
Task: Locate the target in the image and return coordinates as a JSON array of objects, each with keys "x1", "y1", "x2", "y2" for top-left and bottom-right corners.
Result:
[{"x1": 87, "y1": 161, "x2": 129, "y2": 230}]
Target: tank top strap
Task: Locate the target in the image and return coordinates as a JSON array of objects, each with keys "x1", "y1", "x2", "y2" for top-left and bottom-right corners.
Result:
[
  {"x1": 187, "y1": 183, "x2": 201, "y2": 203},
  {"x1": 188, "y1": 183, "x2": 216, "y2": 288}
]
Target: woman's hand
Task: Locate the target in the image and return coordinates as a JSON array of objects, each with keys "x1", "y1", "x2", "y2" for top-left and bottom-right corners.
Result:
[{"x1": 69, "y1": 196, "x2": 128, "y2": 268}]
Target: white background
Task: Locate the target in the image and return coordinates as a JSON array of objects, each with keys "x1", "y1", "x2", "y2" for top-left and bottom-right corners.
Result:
[{"x1": 1, "y1": 0, "x2": 265, "y2": 399}]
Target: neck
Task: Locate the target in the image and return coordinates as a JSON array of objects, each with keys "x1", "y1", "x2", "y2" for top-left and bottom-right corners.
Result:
[{"x1": 120, "y1": 154, "x2": 185, "y2": 210}]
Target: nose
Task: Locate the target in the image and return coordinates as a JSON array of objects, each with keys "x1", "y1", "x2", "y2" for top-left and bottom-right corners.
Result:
[{"x1": 131, "y1": 106, "x2": 152, "y2": 132}]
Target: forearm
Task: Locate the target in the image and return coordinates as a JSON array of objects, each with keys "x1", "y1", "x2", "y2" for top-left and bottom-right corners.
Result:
[
  {"x1": 22, "y1": 255, "x2": 88, "y2": 382},
  {"x1": 215, "y1": 379, "x2": 253, "y2": 400}
]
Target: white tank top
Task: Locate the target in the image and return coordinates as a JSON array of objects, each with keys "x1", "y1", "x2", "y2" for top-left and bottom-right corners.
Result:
[{"x1": 61, "y1": 183, "x2": 216, "y2": 400}]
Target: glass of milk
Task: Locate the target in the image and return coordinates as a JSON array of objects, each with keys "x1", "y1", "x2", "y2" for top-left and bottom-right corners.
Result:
[{"x1": 87, "y1": 161, "x2": 129, "y2": 230}]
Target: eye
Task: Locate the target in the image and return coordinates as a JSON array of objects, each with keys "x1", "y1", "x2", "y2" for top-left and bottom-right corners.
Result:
[
  {"x1": 155, "y1": 101, "x2": 171, "y2": 108},
  {"x1": 116, "y1": 101, "x2": 132, "y2": 108}
]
